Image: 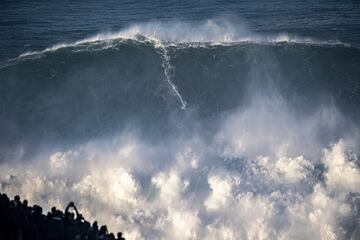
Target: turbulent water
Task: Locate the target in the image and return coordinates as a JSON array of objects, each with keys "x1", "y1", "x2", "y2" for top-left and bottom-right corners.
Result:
[{"x1": 1, "y1": 3, "x2": 360, "y2": 240}]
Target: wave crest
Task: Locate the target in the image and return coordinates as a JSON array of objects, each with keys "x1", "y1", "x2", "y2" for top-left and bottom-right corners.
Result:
[{"x1": 16, "y1": 19, "x2": 348, "y2": 59}]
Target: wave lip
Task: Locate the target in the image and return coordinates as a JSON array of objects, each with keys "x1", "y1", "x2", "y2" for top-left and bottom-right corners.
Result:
[{"x1": 16, "y1": 19, "x2": 349, "y2": 59}]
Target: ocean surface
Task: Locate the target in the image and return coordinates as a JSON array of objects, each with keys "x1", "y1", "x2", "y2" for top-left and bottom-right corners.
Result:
[{"x1": 1, "y1": 1, "x2": 360, "y2": 239}]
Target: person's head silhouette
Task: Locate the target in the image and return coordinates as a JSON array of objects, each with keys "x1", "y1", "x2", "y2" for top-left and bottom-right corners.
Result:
[
  {"x1": 117, "y1": 232, "x2": 125, "y2": 240},
  {"x1": 51, "y1": 206, "x2": 57, "y2": 214},
  {"x1": 99, "y1": 225, "x2": 108, "y2": 235},
  {"x1": 92, "y1": 221, "x2": 98, "y2": 230},
  {"x1": 109, "y1": 233, "x2": 115, "y2": 240}
]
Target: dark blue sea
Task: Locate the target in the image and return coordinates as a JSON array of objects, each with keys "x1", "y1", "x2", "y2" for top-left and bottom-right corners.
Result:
[{"x1": 0, "y1": 1, "x2": 360, "y2": 239}]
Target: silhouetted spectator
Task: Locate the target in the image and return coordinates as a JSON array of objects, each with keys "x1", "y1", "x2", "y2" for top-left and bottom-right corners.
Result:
[
  {"x1": 90, "y1": 221, "x2": 99, "y2": 240},
  {"x1": 32, "y1": 205, "x2": 46, "y2": 240},
  {"x1": 108, "y1": 233, "x2": 115, "y2": 240},
  {"x1": 0, "y1": 192, "x2": 126, "y2": 240},
  {"x1": 99, "y1": 225, "x2": 108, "y2": 240},
  {"x1": 117, "y1": 232, "x2": 125, "y2": 240},
  {"x1": 47, "y1": 206, "x2": 64, "y2": 240}
]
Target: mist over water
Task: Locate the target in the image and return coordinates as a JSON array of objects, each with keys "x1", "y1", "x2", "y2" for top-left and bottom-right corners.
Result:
[{"x1": 1, "y1": 19, "x2": 360, "y2": 239}]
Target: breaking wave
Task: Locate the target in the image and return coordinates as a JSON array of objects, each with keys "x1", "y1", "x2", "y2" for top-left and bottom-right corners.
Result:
[
  {"x1": 0, "y1": 20, "x2": 360, "y2": 239},
  {"x1": 14, "y1": 19, "x2": 350, "y2": 59}
]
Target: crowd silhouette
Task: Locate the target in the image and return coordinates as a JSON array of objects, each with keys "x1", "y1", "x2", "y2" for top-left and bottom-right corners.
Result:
[{"x1": 0, "y1": 193, "x2": 125, "y2": 240}]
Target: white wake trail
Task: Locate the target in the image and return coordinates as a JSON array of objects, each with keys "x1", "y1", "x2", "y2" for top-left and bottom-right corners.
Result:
[{"x1": 157, "y1": 43, "x2": 187, "y2": 110}]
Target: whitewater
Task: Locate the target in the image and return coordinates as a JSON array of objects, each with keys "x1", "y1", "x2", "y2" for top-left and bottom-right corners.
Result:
[{"x1": 0, "y1": 19, "x2": 360, "y2": 239}]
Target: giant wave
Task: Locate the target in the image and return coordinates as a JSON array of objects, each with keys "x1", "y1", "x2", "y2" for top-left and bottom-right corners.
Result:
[{"x1": 0, "y1": 20, "x2": 360, "y2": 239}]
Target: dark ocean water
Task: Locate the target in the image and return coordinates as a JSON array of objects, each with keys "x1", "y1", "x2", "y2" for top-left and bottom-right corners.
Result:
[
  {"x1": 1, "y1": 0, "x2": 360, "y2": 61},
  {"x1": 0, "y1": 1, "x2": 360, "y2": 239}
]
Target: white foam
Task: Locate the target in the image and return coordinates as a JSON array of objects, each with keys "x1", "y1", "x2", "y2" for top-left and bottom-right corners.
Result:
[
  {"x1": 205, "y1": 173, "x2": 236, "y2": 210},
  {"x1": 1, "y1": 96, "x2": 359, "y2": 239},
  {"x1": 323, "y1": 140, "x2": 360, "y2": 194},
  {"x1": 16, "y1": 19, "x2": 347, "y2": 59}
]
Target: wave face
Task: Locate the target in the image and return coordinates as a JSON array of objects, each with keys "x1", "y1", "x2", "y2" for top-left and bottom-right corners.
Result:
[{"x1": 1, "y1": 22, "x2": 360, "y2": 240}]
